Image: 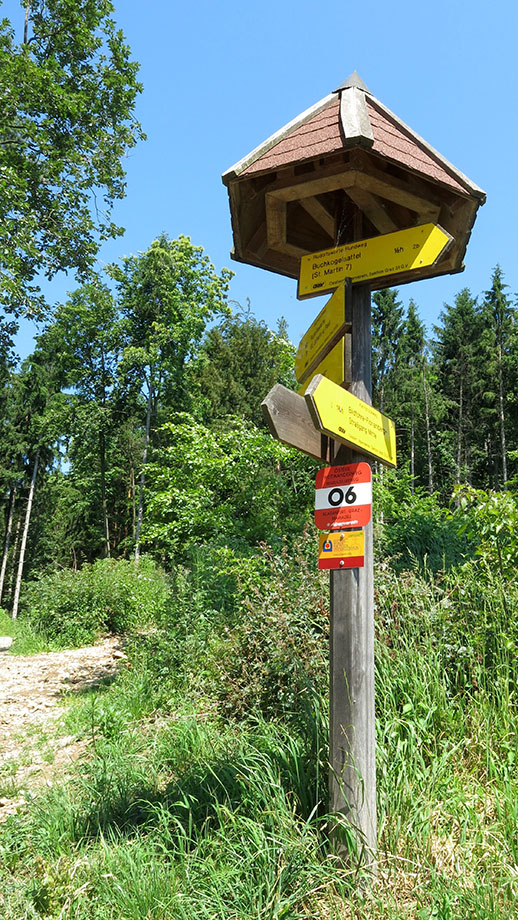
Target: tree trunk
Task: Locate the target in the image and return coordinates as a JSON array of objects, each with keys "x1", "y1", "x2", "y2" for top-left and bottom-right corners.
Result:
[
  {"x1": 497, "y1": 343, "x2": 507, "y2": 487},
  {"x1": 423, "y1": 368, "x2": 434, "y2": 494},
  {"x1": 7, "y1": 503, "x2": 22, "y2": 605},
  {"x1": 135, "y1": 381, "x2": 153, "y2": 562},
  {"x1": 0, "y1": 485, "x2": 16, "y2": 605},
  {"x1": 12, "y1": 449, "x2": 39, "y2": 620},
  {"x1": 130, "y1": 463, "x2": 136, "y2": 539},
  {"x1": 456, "y1": 378, "x2": 463, "y2": 486},
  {"x1": 99, "y1": 426, "x2": 111, "y2": 558}
]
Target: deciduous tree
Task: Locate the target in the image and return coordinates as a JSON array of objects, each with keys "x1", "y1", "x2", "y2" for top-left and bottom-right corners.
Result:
[{"x1": 0, "y1": 0, "x2": 144, "y2": 316}]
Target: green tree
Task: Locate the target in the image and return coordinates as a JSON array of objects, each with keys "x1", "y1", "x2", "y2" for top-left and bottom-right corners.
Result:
[
  {"x1": 6, "y1": 343, "x2": 67, "y2": 616},
  {"x1": 480, "y1": 266, "x2": 516, "y2": 488},
  {"x1": 397, "y1": 300, "x2": 430, "y2": 491},
  {"x1": 0, "y1": 0, "x2": 144, "y2": 316},
  {"x1": 371, "y1": 288, "x2": 405, "y2": 415},
  {"x1": 142, "y1": 413, "x2": 315, "y2": 566},
  {"x1": 112, "y1": 234, "x2": 232, "y2": 558},
  {"x1": 432, "y1": 289, "x2": 484, "y2": 492},
  {"x1": 39, "y1": 281, "x2": 123, "y2": 558},
  {"x1": 191, "y1": 309, "x2": 296, "y2": 428}
]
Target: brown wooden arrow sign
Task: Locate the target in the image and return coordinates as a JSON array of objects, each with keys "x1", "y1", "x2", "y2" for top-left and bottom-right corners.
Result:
[{"x1": 261, "y1": 383, "x2": 337, "y2": 463}]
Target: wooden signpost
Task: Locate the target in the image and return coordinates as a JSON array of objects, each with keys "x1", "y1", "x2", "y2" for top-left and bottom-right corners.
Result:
[{"x1": 224, "y1": 71, "x2": 485, "y2": 878}]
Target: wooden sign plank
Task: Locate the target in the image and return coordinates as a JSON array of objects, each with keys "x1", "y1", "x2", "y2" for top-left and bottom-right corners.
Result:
[
  {"x1": 305, "y1": 374, "x2": 397, "y2": 467},
  {"x1": 298, "y1": 222, "x2": 453, "y2": 299},
  {"x1": 261, "y1": 383, "x2": 335, "y2": 462}
]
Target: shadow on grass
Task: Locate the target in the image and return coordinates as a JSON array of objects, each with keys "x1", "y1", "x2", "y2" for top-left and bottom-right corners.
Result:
[{"x1": 73, "y1": 740, "x2": 322, "y2": 848}]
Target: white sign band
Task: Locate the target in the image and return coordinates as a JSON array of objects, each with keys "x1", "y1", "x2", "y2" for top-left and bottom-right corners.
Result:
[{"x1": 315, "y1": 480, "x2": 372, "y2": 510}]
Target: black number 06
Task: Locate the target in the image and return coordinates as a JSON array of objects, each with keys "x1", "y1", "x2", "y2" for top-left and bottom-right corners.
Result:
[{"x1": 327, "y1": 486, "x2": 357, "y2": 507}]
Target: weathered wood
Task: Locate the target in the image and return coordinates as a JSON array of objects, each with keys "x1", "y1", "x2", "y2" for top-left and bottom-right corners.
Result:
[
  {"x1": 329, "y1": 284, "x2": 377, "y2": 869},
  {"x1": 299, "y1": 196, "x2": 336, "y2": 239},
  {"x1": 266, "y1": 194, "x2": 286, "y2": 248},
  {"x1": 245, "y1": 221, "x2": 268, "y2": 259},
  {"x1": 345, "y1": 186, "x2": 398, "y2": 234},
  {"x1": 270, "y1": 170, "x2": 358, "y2": 203},
  {"x1": 261, "y1": 383, "x2": 334, "y2": 462},
  {"x1": 355, "y1": 171, "x2": 441, "y2": 219},
  {"x1": 340, "y1": 85, "x2": 374, "y2": 148}
]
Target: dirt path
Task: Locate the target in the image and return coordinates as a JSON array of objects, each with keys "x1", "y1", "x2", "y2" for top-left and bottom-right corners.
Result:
[{"x1": 0, "y1": 638, "x2": 126, "y2": 820}]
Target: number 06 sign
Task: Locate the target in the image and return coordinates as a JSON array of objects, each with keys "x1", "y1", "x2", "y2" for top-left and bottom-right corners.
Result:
[{"x1": 315, "y1": 462, "x2": 372, "y2": 529}]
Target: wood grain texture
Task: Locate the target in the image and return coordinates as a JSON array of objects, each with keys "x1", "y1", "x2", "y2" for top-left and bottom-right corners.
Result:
[
  {"x1": 261, "y1": 383, "x2": 334, "y2": 462},
  {"x1": 329, "y1": 283, "x2": 377, "y2": 868}
]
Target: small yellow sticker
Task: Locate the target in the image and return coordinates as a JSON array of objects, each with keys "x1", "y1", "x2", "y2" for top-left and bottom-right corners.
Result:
[{"x1": 318, "y1": 530, "x2": 365, "y2": 569}]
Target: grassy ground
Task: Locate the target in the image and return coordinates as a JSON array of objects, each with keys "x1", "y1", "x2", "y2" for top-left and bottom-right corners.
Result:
[{"x1": 1, "y1": 555, "x2": 517, "y2": 918}]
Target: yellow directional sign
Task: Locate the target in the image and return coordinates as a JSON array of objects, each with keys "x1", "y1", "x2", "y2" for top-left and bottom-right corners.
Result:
[
  {"x1": 298, "y1": 223, "x2": 453, "y2": 299},
  {"x1": 295, "y1": 283, "x2": 349, "y2": 383},
  {"x1": 305, "y1": 374, "x2": 397, "y2": 467},
  {"x1": 297, "y1": 337, "x2": 346, "y2": 394}
]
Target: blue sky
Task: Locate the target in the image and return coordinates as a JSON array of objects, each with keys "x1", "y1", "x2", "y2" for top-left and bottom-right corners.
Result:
[{"x1": 10, "y1": 0, "x2": 518, "y2": 357}]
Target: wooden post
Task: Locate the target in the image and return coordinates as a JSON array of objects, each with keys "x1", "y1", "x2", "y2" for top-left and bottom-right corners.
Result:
[{"x1": 329, "y1": 282, "x2": 376, "y2": 868}]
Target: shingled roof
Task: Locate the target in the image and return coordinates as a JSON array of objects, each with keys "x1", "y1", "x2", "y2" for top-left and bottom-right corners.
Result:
[
  {"x1": 223, "y1": 73, "x2": 484, "y2": 200},
  {"x1": 222, "y1": 73, "x2": 485, "y2": 290}
]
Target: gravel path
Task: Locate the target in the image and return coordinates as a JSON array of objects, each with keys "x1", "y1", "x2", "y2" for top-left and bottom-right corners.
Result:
[{"x1": 0, "y1": 637, "x2": 126, "y2": 819}]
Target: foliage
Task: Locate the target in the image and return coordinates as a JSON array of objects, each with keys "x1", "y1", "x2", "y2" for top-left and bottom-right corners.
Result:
[
  {"x1": 2, "y1": 547, "x2": 518, "y2": 917},
  {"x1": 143, "y1": 412, "x2": 316, "y2": 563},
  {"x1": 191, "y1": 309, "x2": 296, "y2": 427},
  {"x1": 20, "y1": 555, "x2": 170, "y2": 645},
  {"x1": 452, "y1": 485, "x2": 518, "y2": 577},
  {"x1": 371, "y1": 288, "x2": 404, "y2": 414},
  {"x1": 0, "y1": 0, "x2": 144, "y2": 316},
  {"x1": 374, "y1": 467, "x2": 470, "y2": 573},
  {"x1": 205, "y1": 531, "x2": 329, "y2": 727},
  {"x1": 113, "y1": 233, "x2": 233, "y2": 419}
]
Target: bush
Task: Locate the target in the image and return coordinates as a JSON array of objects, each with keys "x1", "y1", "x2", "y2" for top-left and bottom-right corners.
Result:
[
  {"x1": 206, "y1": 529, "x2": 330, "y2": 727},
  {"x1": 374, "y1": 467, "x2": 470, "y2": 572},
  {"x1": 20, "y1": 555, "x2": 171, "y2": 646}
]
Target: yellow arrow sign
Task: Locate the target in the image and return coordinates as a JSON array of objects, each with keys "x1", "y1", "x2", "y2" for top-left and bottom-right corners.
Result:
[
  {"x1": 305, "y1": 374, "x2": 397, "y2": 467},
  {"x1": 297, "y1": 337, "x2": 347, "y2": 394},
  {"x1": 298, "y1": 223, "x2": 452, "y2": 299},
  {"x1": 295, "y1": 282, "x2": 350, "y2": 383}
]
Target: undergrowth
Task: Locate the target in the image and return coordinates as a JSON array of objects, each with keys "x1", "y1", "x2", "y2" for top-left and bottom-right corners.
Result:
[{"x1": 1, "y1": 514, "x2": 518, "y2": 917}]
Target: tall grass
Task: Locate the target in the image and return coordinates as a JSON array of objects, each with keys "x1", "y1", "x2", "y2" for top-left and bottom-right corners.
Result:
[{"x1": 1, "y1": 543, "x2": 518, "y2": 917}]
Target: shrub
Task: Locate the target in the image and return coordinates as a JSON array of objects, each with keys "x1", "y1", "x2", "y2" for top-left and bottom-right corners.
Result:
[
  {"x1": 20, "y1": 555, "x2": 171, "y2": 646},
  {"x1": 374, "y1": 467, "x2": 470, "y2": 573},
  {"x1": 206, "y1": 529, "x2": 330, "y2": 727}
]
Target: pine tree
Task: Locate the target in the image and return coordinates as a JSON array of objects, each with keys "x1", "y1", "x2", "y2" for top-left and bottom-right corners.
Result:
[
  {"x1": 480, "y1": 266, "x2": 516, "y2": 488},
  {"x1": 432, "y1": 289, "x2": 484, "y2": 493},
  {"x1": 191, "y1": 309, "x2": 296, "y2": 428}
]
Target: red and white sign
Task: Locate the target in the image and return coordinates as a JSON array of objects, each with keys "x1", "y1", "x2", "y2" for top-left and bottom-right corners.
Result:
[{"x1": 315, "y1": 462, "x2": 372, "y2": 530}]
